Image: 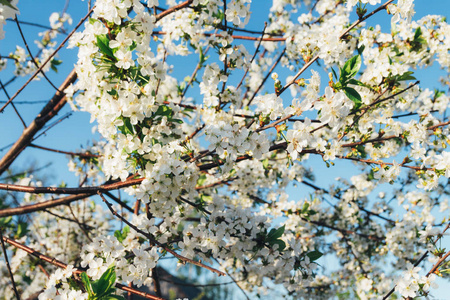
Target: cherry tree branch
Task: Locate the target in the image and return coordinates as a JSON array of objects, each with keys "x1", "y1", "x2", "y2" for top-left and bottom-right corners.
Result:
[
  {"x1": 29, "y1": 144, "x2": 100, "y2": 159},
  {"x1": 0, "y1": 177, "x2": 143, "y2": 194},
  {"x1": 155, "y1": 0, "x2": 193, "y2": 21}
]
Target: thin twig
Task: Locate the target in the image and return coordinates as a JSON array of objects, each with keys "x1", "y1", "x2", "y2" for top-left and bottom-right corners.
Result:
[
  {"x1": 247, "y1": 48, "x2": 286, "y2": 106},
  {"x1": 0, "y1": 229, "x2": 21, "y2": 300},
  {"x1": 14, "y1": 16, "x2": 61, "y2": 92},
  {"x1": 29, "y1": 144, "x2": 100, "y2": 159},
  {"x1": 155, "y1": 0, "x2": 193, "y2": 21},
  {"x1": 0, "y1": 6, "x2": 95, "y2": 113},
  {"x1": 0, "y1": 79, "x2": 26, "y2": 128}
]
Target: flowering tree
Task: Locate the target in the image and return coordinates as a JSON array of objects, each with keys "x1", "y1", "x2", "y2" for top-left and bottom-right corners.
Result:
[{"x1": 0, "y1": 0, "x2": 450, "y2": 299}]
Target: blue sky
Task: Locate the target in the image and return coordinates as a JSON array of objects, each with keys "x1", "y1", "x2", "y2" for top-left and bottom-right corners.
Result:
[{"x1": 1, "y1": 0, "x2": 450, "y2": 298}]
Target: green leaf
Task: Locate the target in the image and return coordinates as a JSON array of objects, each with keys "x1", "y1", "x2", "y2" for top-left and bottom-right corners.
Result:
[
  {"x1": 50, "y1": 59, "x2": 62, "y2": 73},
  {"x1": 197, "y1": 174, "x2": 207, "y2": 186},
  {"x1": 357, "y1": 44, "x2": 365, "y2": 55},
  {"x1": 301, "y1": 202, "x2": 310, "y2": 214},
  {"x1": 343, "y1": 87, "x2": 362, "y2": 110},
  {"x1": 347, "y1": 78, "x2": 371, "y2": 90},
  {"x1": 96, "y1": 265, "x2": 116, "y2": 297},
  {"x1": 414, "y1": 26, "x2": 422, "y2": 40},
  {"x1": 331, "y1": 67, "x2": 338, "y2": 80},
  {"x1": 342, "y1": 55, "x2": 361, "y2": 80},
  {"x1": 0, "y1": 216, "x2": 12, "y2": 227},
  {"x1": 81, "y1": 272, "x2": 94, "y2": 296},
  {"x1": 267, "y1": 225, "x2": 285, "y2": 240},
  {"x1": 128, "y1": 41, "x2": 137, "y2": 52},
  {"x1": 306, "y1": 250, "x2": 323, "y2": 261},
  {"x1": 271, "y1": 239, "x2": 286, "y2": 252},
  {"x1": 154, "y1": 105, "x2": 173, "y2": 118},
  {"x1": 396, "y1": 71, "x2": 416, "y2": 81},
  {"x1": 410, "y1": 27, "x2": 426, "y2": 51},
  {"x1": 388, "y1": 55, "x2": 393, "y2": 65},
  {"x1": 114, "y1": 230, "x2": 122, "y2": 242},
  {"x1": 104, "y1": 296, "x2": 126, "y2": 300},
  {"x1": 0, "y1": 0, "x2": 17, "y2": 10},
  {"x1": 16, "y1": 222, "x2": 28, "y2": 238},
  {"x1": 114, "y1": 226, "x2": 129, "y2": 243},
  {"x1": 96, "y1": 34, "x2": 116, "y2": 60},
  {"x1": 123, "y1": 117, "x2": 134, "y2": 135}
]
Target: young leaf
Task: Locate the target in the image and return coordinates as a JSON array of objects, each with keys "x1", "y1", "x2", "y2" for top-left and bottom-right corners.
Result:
[
  {"x1": 396, "y1": 71, "x2": 416, "y2": 81},
  {"x1": 347, "y1": 78, "x2": 371, "y2": 90},
  {"x1": 331, "y1": 67, "x2": 338, "y2": 80},
  {"x1": 267, "y1": 225, "x2": 285, "y2": 240},
  {"x1": 306, "y1": 250, "x2": 323, "y2": 262},
  {"x1": 105, "y1": 296, "x2": 126, "y2": 300},
  {"x1": 96, "y1": 266, "x2": 116, "y2": 297},
  {"x1": 342, "y1": 55, "x2": 361, "y2": 80},
  {"x1": 271, "y1": 239, "x2": 286, "y2": 252},
  {"x1": 197, "y1": 174, "x2": 207, "y2": 186},
  {"x1": 16, "y1": 222, "x2": 28, "y2": 238},
  {"x1": 96, "y1": 34, "x2": 116, "y2": 60},
  {"x1": 81, "y1": 272, "x2": 94, "y2": 296},
  {"x1": 0, "y1": 216, "x2": 12, "y2": 226},
  {"x1": 343, "y1": 87, "x2": 362, "y2": 109},
  {"x1": 0, "y1": 0, "x2": 17, "y2": 10}
]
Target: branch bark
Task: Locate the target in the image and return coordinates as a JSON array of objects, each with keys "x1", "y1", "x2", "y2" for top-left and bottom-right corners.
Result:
[{"x1": 0, "y1": 69, "x2": 77, "y2": 175}]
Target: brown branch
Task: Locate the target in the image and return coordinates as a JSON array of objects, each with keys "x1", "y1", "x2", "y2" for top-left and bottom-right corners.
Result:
[
  {"x1": 181, "y1": 44, "x2": 211, "y2": 99},
  {"x1": 247, "y1": 48, "x2": 286, "y2": 106},
  {"x1": 341, "y1": 118, "x2": 450, "y2": 148},
  {"x1": 237, "y1": 22, "x2": 268, "y2": 91},
  {"x1": 335, "y1": 155, "x2": 430, "y2": 171},
  {"x1": 29, "y1": 144, "x2": 100, "y2": 159},
  {"x1": 151, "y1": 30, "x2": 286, "y2": 42},
  {"x1": 0, "y1": 193, "x2": 93, "y2": 218},
  {"x1": 0, "y1": 182, "x2": 138, "y2": 218},
  {"x1": 43, "y1": 208, "x2": 94, "y2": 231},
  {"x1": 0, "y1": 177, "x2": 144, "y2": 195},
  {"x1": 0, "y1": 68, "x2": 77, "y2": 176},
  {"x1": 155, "y1": 0, "x2": 193, "y2": 21},
  {"x1": 304, "y1": 217, "x2": 384, "y2": 241},
  {"x1": 338, "y1": 81, "x2": 420, "y2": 142},
  {"x1": 427, "y1": 249, "x2": 450, "y2": 276},
  {"x1": 6, "y1": 19, "x2": 68, "y2": 35},
  {"x1": 301, "y1": 180, "x2": 395, "y2": 224}
]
